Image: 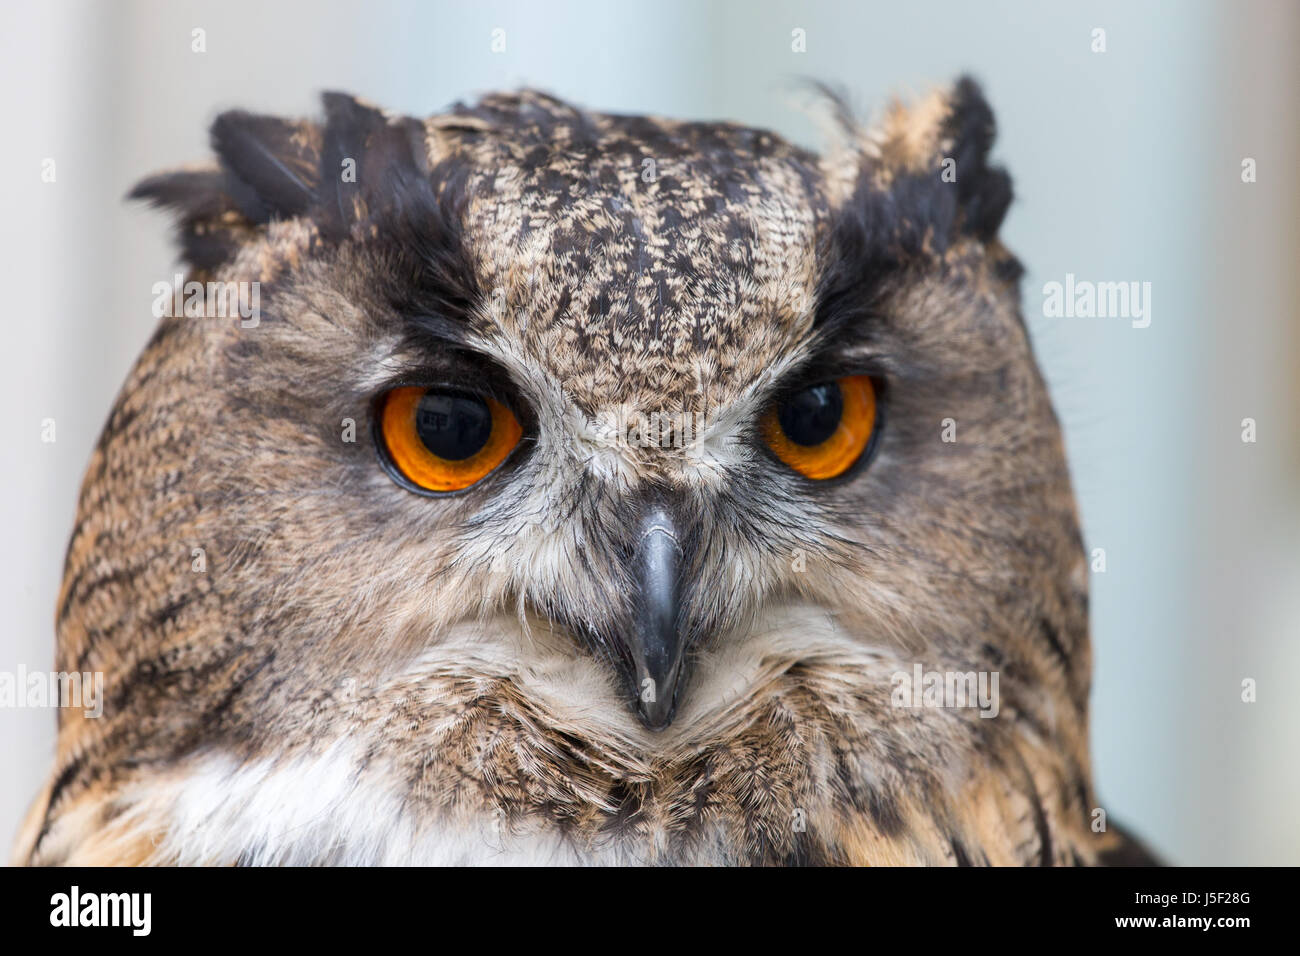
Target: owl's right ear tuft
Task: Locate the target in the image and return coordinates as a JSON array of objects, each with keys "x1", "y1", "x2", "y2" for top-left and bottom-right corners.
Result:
[
  {"x1": 315, "y1": 91, "x2": 432, "y2": 240},
  {"x1": 128, "y1": 111, "x2": 324, "y2": 271},
  {"x1": 128, "y1": 93, "x2": 456, "y2": 273},
  {"x1": 127, "y1": 167, "x2": 254, "y2": 272},
  {"x1": 208, "y1": 111, "x2": 321, "y2": 222}
]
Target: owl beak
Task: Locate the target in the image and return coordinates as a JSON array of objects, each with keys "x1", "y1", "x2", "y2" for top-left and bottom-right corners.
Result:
[{"x1": 629, "y1": 505, "x2": 685, "y2": 731}]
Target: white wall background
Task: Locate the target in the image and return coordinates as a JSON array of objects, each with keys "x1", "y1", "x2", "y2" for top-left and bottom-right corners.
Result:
[{"x1": 2, "y1": 0, "x2": 1296, "y2": 865}]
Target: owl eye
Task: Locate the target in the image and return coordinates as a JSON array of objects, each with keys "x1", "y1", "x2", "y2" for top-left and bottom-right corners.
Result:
[
  {"x1": 377, "y1": 386, "x2": 522, "y2": 493},
  {"x1": 760, "y1": 375, "x2": 878, "y2": 480}
]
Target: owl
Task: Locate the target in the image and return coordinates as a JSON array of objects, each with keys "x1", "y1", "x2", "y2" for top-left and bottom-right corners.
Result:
[{"x1": 16, "y1": 77, "x2": 1155, "y2": 866}]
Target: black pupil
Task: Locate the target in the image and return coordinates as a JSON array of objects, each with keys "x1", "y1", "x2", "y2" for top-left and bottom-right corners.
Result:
[
  {"x1": 414, "y1": 392, "x2": 493, "y2": 460},
  {"x1": 778, "y1": 382, "x2": 843, "y2": 446}
]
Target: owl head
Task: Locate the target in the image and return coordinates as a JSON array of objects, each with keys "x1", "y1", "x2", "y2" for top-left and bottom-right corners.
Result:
[
  {"x1": 117, "y1": 77, "x2": 1081, "y2": 742},
  {"x1": 16, "y1": 75, "x2": 1117, "y2": 866}
]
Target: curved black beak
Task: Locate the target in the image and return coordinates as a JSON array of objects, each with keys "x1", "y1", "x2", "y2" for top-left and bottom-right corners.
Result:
[{"x1": 628, "y1": 505, "x2": 685, "y2": 730}]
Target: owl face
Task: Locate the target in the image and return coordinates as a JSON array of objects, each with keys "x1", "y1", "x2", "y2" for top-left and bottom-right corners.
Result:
[
  {"x1": 124, "y1": 82, "x2": 1077, "y2": 744},
  {"x1": 22, "y1": 79, "x2": 1110, "y2": 866}
]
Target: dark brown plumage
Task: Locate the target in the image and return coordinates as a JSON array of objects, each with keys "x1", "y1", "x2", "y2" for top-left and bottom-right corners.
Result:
[{"x1": 17, "y1": 79, "x2": 1154, "y2": 865}]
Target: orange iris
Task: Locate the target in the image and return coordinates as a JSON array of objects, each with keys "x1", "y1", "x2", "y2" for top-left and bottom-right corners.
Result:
[
  {"x1": 379, "y1": 386, "x2": 522, "y2": 492},
  {"x1": 760, "y1": 375, "x2": 877, "y2": 480}
]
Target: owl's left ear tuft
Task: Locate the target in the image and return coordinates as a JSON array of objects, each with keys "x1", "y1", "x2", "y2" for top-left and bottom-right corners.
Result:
[
  {"x1": 818, "y1": 77, "x2": 1020, "y2": 320},
  {"x1": 940, "y1": 77, "x2": 1013, "y2": 241},
  {"x1": 831, "y1": 75, "x2": 1014, "y2": 247}
]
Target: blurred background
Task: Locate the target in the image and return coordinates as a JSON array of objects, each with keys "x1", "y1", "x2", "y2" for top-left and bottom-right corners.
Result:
[{"x1": 1, "y1": 0, "x2": 1296, "y2": 865}]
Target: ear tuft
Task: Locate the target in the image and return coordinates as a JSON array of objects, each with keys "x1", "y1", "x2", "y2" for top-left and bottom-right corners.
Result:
[
  {"x1": 943, "y1": 76, "x2": 1012, "y2": 240},
  {"x1": 317, "y1": 91, "x2": 430, "y2": 240},
  {"x1": 834, "y1": 75, "x2": 1014, "y2": 249},
  {"x1": 127, "y1": 167, "x2": 232, "y2": 222},
  {"x1": 818, "y1": 77, "x2": 1020, "y2": 323},
  {"x1": 209, "y1": 111, "x2": 321, "y2": 222},
  {"x1": 127, "y1": 167, "x2": 254, "y2": 272},
  {"x1": 129, "y1": 111, "x2": 324, "y2": 271},
  {"x1": 128, "y1": 93, "x2": 431, "y2": 271}
]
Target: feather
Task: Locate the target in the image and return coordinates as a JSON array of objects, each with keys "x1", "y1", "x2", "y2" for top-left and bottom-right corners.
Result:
[{"x1": 210, "y1": 111, "x2": 320, "y2": 221}]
